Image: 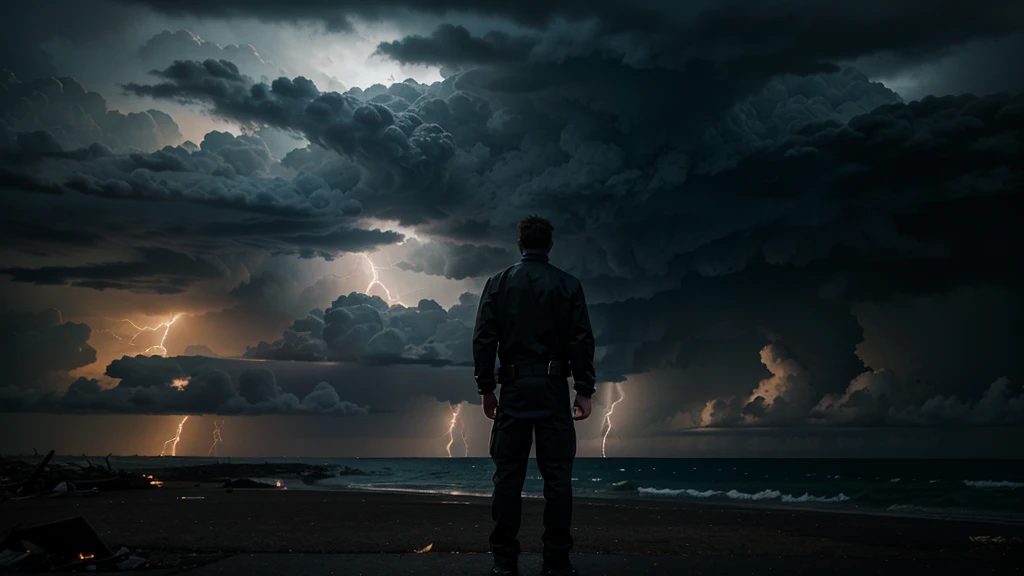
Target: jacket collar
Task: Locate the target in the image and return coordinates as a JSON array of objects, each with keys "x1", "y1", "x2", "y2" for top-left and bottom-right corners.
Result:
[{"x1": 521, "y1": 252, "x2": 549, "y2": 263}]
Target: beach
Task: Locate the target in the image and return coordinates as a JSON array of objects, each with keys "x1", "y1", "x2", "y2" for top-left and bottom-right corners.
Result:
[{"x1": 3, "y1": 484, "x2": 1022, "y2": 571}]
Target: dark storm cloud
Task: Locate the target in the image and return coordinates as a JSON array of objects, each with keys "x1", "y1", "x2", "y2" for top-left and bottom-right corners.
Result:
[
  {"x1": 244, "y1": 291, "x2": 473, "y2": 365},
  {"x1": 0, "y1": 73, "x2": 401, "y2": 262},
  {"x1": 810, "y1": 374, "x2": 1024, "y2": 427},
  {"x1": 1, "y1": 247, "x2": 228, "y2": 294},
  {"x1": 118, "y1": 0, "x2": 1024, "y2": 56},
  {"x1": 123, "y1": 48, "x2": 1021, "y2": 432},
  {"x1": 0, "y1": 356, "x2": 369, "y2": 415},
  {"x1": 140, "y1": 30, "x2": 280, "y2": 82},
  {"x1": 124, "y1": 60, "x2": 456, "y2": 212},
  {"x1": 1, "y1": 308, "x2": 96, "y2": 388},
  {"x1": 375, "y1": 24, "x2": 537, "y2": 67},
  {"x1": 3, "y1": 0, "x2": 1023, "y2": 442},
  {"x1": 0, "y1": 72, "x2": 182, "y2": 153},
  {"x1": 364, "y1": 1, "x2": 1024, "y2": 111},
  {"x1": 274, "y1": 228, "x2": 404, "y2": 260},
  {"x1": 541, "y1": 82, "x2": 1020, "y2": 426},
  {"x1": 394, "y1": 238, "x2": 517, "y2": 280}
]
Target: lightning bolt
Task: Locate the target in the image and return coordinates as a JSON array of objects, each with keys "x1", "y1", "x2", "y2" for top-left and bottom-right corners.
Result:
[
  {"x1": 361, "y1": 254, "x2": 425, "y2": 307},
  {"x1": 458, "y1": 415, "x2": 469, "y2": 457},
  {"x1": 363, "y1": 254, "x2": 398, "y2": 303},
  {"x1": 601, "y1": 382, "x2": 625, "y2": 458},
  {"x1": 160, "y1": 416, "x2": 189, "y2": 457},
  {"x1": 120, "y1": 313, "x2": 183, "y2": 356},
  {"x1": 445, "y1": 402, "x2": 466, "y2": 458},
  {"x1": 208, "y1": 420, "x2": 224, "y2": 456}
]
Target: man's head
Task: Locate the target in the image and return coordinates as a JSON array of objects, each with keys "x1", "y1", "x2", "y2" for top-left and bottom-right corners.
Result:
[{"x1": 517, "y1": 215, "x2": 554, "y2": 254}]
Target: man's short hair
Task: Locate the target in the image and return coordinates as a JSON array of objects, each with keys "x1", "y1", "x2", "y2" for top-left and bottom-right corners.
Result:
[{"x1": 518, "y1": 215, "x2": 554, "y2": 251}]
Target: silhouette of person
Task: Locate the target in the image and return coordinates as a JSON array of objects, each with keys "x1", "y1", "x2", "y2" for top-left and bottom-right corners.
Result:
[{"x1": 474, "y1": 215, "x2": 596, "y2": 576}]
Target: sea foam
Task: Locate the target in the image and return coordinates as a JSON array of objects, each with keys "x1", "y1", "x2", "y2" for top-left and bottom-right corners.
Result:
[
  {"x1": 963, "y1": 480, "x2": 1024, "y2": 489},
  {"x1": 637, "y1": 487, "x2": 849, "y2": 503}
]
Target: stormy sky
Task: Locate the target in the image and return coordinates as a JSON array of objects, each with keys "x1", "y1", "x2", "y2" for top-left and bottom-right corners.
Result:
[{"x1": 2, "y1": 0, "x2": 1022, "y2": 458}]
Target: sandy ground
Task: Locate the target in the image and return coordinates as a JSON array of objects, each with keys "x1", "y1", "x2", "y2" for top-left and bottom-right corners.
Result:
[{"x1": 2, "y1": 486, "x2": 1022, "y2": 569}]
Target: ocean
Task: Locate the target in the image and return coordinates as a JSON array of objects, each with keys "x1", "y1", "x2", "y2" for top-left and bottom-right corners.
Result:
[{"x1": 97, "y1": 456, "x2": 1024, "y2": 524}]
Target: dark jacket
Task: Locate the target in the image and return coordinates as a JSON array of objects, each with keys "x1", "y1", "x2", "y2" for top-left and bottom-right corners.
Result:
[{"x1": 473, "y1": 252, "x2": 596, "y2": 416}]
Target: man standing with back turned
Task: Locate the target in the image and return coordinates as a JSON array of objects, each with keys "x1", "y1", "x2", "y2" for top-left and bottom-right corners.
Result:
[{"x1": 474, "y1": 215, "x2": 596, "y2": 576}]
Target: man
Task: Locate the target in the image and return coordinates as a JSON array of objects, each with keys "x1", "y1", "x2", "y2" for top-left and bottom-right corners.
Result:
[{"x1": 473, "y1": 215, "x2": 596, "y2": 576}]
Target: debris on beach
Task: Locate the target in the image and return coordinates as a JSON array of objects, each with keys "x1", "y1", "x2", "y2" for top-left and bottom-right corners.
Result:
[
  {"x1": 1, "y1": 451, "x2": 156, "y2": 501},
  {"x1": 1, "y1": 456, "x2": 343, "y2": 500},
  {"x1": 0, "y1": 516, "x2": 149, "y2": 572}
]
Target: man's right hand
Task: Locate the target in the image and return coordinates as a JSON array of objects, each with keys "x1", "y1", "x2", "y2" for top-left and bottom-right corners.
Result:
[
  {"x1": 482, "y1": 392, "x2": 498, "y2": 420},
  {"x1": 573, "y1": 393, "x2": 592, "y2": 420}
]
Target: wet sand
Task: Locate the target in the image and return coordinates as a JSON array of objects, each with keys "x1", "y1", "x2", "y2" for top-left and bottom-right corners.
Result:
[{"x1": 2, "y1": 486, "x2": 1023, "y2": 568}]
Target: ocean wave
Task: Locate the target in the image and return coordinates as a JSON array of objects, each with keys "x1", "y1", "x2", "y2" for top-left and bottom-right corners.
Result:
[
  {"x1": 781, "y1": 492, "x2": 851, "y2": 503},
  {"x1": 963, "y1": 480, "x2": 1024, "y2": 489},
  {"x1": 637, "y1": 487, "x2": 848, "y2": 503},
  {"x1": 637, "y1": 487, "x2": 722, "y2": 498}
]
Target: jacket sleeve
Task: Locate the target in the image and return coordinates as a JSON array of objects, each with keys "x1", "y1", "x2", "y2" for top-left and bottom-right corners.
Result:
[
  {"x1": 473, "y1": 275, "x2": 500, "y2": 395},
  {"x1": 568, "y1": 280, "x2": 596, "y2": 397}
]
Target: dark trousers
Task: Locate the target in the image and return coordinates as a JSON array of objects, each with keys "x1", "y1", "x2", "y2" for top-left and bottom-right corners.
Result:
[{"x1": 489, "y1": 408, "x2": 576, "y2": 566}]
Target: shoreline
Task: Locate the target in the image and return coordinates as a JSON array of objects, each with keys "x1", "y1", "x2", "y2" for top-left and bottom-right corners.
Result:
[
  {"x1": 330, "y1": 483, "x2": 1024, "y2": 526},
  {"x1": 7, "y1": 455, "x2": 1023, "y2": 526},
  {"x1": 2, "y1": 484, "x2": 1022, "y2": 562}
]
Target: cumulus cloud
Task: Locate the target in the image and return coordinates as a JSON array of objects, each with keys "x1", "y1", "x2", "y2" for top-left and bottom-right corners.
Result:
[
  {"x1": 140, "y1": 30, "x2": 280, "y2": 82},
  {"x1": 123, "y1": 59, "x2": 458, "y2": 223},
  {"x1": 811, "y1": 374, "x2": 1024, "y2": 427},
  {"x1": 898, "y1": 378, "x2": 1024, "y2": 426},
  {"x1": 699, "y1": 345, "x2": 817, "y2": 427},
  {"x1": 0, "y1": 72, "x2": 181, "y2": 153},
  {"x1": 245, "y1": 290, "x2": 475, "y2": 365},
  {"x1": 1, "y1": 357, "x2": 369, "y2": 415},
  {"x1": 0, "y1": 77, "x2": 403, "y2": 266}
]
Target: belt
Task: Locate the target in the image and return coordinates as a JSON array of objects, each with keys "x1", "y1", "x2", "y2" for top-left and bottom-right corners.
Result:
[{"x1": 497, "y1": 360, "x2": 568, "y2": 381}]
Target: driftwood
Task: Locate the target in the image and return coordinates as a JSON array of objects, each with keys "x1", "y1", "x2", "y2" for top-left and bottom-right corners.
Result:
[
  {"x1": 16, "y1": 450, "x2": 54, "y2": 496},
  {"x1": 2, "y1": 451, "x2": 155, "y2": 498}
]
